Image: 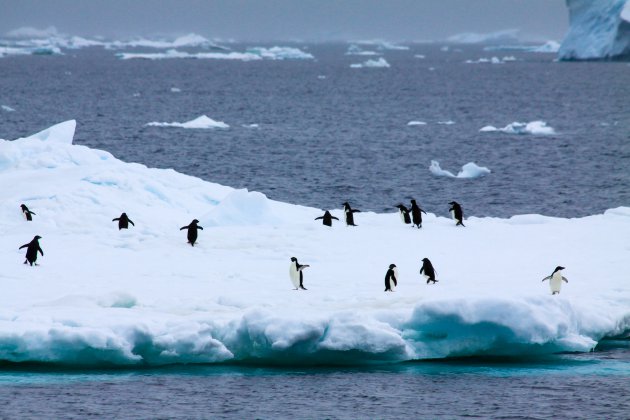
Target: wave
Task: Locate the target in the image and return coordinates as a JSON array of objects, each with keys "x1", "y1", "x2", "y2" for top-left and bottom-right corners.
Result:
[
  {"x1": 429, "y1": 160, "x2": 491, "y2": 179},
  {"x1": 480, "y1": 121, "x2": 555, "y2": 135}
]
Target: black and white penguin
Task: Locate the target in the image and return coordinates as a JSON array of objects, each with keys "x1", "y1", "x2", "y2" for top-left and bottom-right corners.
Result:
[
  {"x1": 448, "y1": 201, "x2": 465, "y2": 226},
  {"x1": 289, "y1": 257, "x2": 309, "y2": 290},
  {"x1": 410, "y1": 199, "x2": 427, "y2": 229},
  {"x1": 384, "y1": 264, "x2": 398, "y2": 292},
  {"x1": 19, "y1": 235, "x2": 43, "y2": 266},
  {"x1": 20, "y1": 204, "x2": 36, "y2": 221},
  {"x1": 420, "y1": 258, "x2": 438, "y2": 284},
  {"x1": 342, "y1": 202, "x2": 361, "y2": 226},
  {"x1": 180, "y1": 219, "x2": 203, "y2": 246},
  {"x1": 112, "y1": 212, "x2": 135, "y2": 230},
  {"x1": 542, "y1": 266, "x2": 568, "y2": 295},
  {"x1": 395, "y1": 204, "x2": 411, "y2": 225},
  {"x1": 315, "y1": 210, "x2": 339, "y2": 227}
]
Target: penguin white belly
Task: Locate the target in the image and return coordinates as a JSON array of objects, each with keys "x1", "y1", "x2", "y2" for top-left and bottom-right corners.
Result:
[
  {"x1": 550, "y1": 272, "x2": 563, "y2": 293},
  {"x1": 450, "y1": 210, "x2": 455, "y2": 220},
  {"x1": 391, "y1": 268, "x2": 398, "y2": 291},
  {"x1": 289, "y1": 265, "x2": 300, "y2": 289},
  {"x1": 399, "y1": 211, "x2": 405, "y2": 223}
]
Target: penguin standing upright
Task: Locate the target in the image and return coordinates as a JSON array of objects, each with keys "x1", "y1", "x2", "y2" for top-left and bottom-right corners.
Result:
[
  {"x1": 112, "y1": 212, "x2": 135, "y2": 230},
  {"x1": 542, "y1": 266, "x2": 568, "y2": 295},
  {"x1": 449, "y1": 201, "x2": 465, "y2": 226},
  {"x1": 420, "y1": 258, "x2": 438, "y2": 284},
  {"x1": 20, "y1": 204, "x2": 36, "y2": 221},
  {"x1": 180, "y1": 219, "x2": 203, "y2": 246},
  {"x1": 289, "y1": 257, "x2": 309, "y2": 290},
  {"x1": 384, "y1": 264, "x2": 398, "y2": 292},
  {"x1": 342, "y1": 202, "x2": 361, "y2": 226},
  {"x1": 410, "y1": 200, "x2": 427, "y2": 229},
  {"x1": 395, "y1": 204, "x2": 411, "y2": 225},
  {"x1": 315, "y1": 210, "x2": 339, "y2": 227},
  {"x1": 19, "y1": 235, "x2": 43, "y2": 266}
]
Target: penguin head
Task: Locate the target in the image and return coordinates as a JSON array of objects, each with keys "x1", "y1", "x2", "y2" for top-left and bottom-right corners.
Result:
[
  {"x1": 342, "y1": 202, "x2": 349, "y2": 208},
  {"x1": 324, "y1": 210, "x2": 331, "y2": 215},
  {"x1": 553, "y1": 266, "x2": 565, "y2": 273},
  {"x1": 192, "y1": 219, "x2": 199, "y2": 224},
  {"x1": 422, "y1": 258, "x2": 430, "y2": 262},
  {"x1": 389, "y1": 264, "x2": 396, "y2": 269},
  {"x1": 449, "y1": 201, "x2": 457, "y2": 206},
  {"x1": 20, "y1": 204, "x2": 27, "y2": 210},
  {"x1": 34, "y1": 235, "x2": 42, "y2": 240},
  {"x1": 290, "y1": 257, "x2": 297, "y2": 262},
  {"x1": 121, "y1": 212, "x2": 127, "y2": 217},
  {"x1": 411, "y1": 199, "x2": 417, "y2": 204}
]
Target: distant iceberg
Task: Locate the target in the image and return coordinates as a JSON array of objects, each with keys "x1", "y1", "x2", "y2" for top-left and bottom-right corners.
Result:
[
  {"x1": 355, "y1": 40, "x2": 409, "y2": 50},
  {"x1": 484, "y1": 40, "x2": 561, "y2": 53},
  {"x1": 146, "y1": 115, "x2": 229, "y2": 129},
  {"x1": 345, "y1": 45, "x2": 380, "y2": 56},
  {"x1": 559, "y1": 0, "x2": 630, "y2": 60},
  {"x1": 447, "y1": 29, "x2": 520, "y2": 44},
  {"x1": 407, "y1": 121, "x2": 427, "y2": 126},
  {"x1": 245, "y1": 46, "x2": 314, "y2": 60},
  {"x1": 480, "y1": 121, "x2": 555, "y2": 135},
  {"x1": 429, "y1": 160, "x2": 491, "y2": 179},
  {"x1": 465, "y1": 56, "x2": 514, "y2": 64},
  {"x1": 117, "y1": 49, "x2": 261, "y2": 61},
  {"x1": 350, "y1": 57, "x2": 390, "y2": 68}
]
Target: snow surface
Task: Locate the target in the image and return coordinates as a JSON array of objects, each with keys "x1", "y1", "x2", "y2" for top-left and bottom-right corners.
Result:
[
  {"x1": 350, "y1": 57, "x2": 390, "y2": 68},
  {"x1": 429, "y1": 160, "x2": 491, "y2": 179},
  {"x1": 0, "y1": 122, "x2": 629, "y2": 366},
  {"x1": 146, "y1": 115, "x2": 229, "y2": 129},
  {"x1": 559, "y1": 0, "x2": 630, "y2": 60},
  {"x1": 480, "y1": 121, "x2": 555, "y2": 135}
]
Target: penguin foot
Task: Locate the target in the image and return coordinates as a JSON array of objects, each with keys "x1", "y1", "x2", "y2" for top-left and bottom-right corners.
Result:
[{"x1": 300, "y1": 286, "x2": 307, "y2": 290}]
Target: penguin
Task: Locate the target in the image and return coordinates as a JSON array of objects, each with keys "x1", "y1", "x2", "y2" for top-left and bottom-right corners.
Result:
[
  {"x1": 542, "y1": 266, "x2": 568, "y2": 295},
  {"x1": 395, "y1": 204, "x2": 411, "y2": 225},
  {"x1": 315, "y1": 210, "x2": 339, "y2": 227},
  {"x1": 384, "y1": 264, "x2": 398, "y2": 292},
  {"x1": 420, "y1": 258, "x2": 438, "y2": 284},
  {"x1": 410, "y1": 199, "x2": 427, "y2": 229},
  {"x1": 20, "y1": 204, "x2": 36, "y2": 221},
  {"x1": 112, "y1": 212, "x2": 135, "y2": 230},
  {"x1": 180, "y1": 219, "x2": 203, "y2": 246},
  {"x1": 19, "y1": 235, "x2": 43, "y2": 266},
  {"x1": 289, "y1": 257, "x2": 309, "y2": 290},
  {"x1": 448, "y1": 201, "x2": 465, "y2": 226},
  {"x1": 342, "y1": 202, "x2": 361, "y2": 226}
]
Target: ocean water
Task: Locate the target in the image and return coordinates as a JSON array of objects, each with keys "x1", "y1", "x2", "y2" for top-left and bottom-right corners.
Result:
[{"x1": 1, "y1": 43, "x2": 629, "y2": 418}]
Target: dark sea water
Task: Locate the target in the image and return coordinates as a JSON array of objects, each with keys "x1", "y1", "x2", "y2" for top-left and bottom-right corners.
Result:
[{"x1": 1, "y1": 43, "x2": 629, "y2": 418}]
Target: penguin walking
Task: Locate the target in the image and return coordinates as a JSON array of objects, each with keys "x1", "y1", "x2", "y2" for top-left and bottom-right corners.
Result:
[
  {"x1": 289, "y1": 257, "x2": 309, "y2": 290},
  {"x1": 542, "y1": 266, "x2": 568, "y2": 295},
  {"x1": 420, "y1": 258, "x2": 438, "y2": 284},
  {"x1": 112, "y1": 212, "x2": 135, "y2": 230},
  {"x1": 410, "y1": 199, "x2": 427, "y2": 229},
  {"x1": 384, "y1": 264, "x2": 398, "y2": 292},
  {"x1": 19, "y1": 235, "x2": 43, "y2": 266},
  {"x1": 449, "y1": 201, "x2": 465, "y2": 226},
  {"x1": 395, "y1": 204, "x2": 411, "y2": 225},
  {"x1": 315, "y1": 210, "x2": 339, "y2": 227},
  {"x1": 20, "y1": 204, "x2": 36, "y2": 221},
  {"x1": 180, "y1": 219, "x2": 203, "y2": 246},
  {"x1": 342, "y1": 202, "x2": 361, "y2": 226}
]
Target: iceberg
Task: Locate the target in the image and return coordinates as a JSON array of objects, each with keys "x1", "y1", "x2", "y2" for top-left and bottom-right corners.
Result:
[
  {"x1": 447, "y1": 29, "x2": 520, "y2": 44},
  {"x1": 345, "y1": 45, "x2": 380, "y2": 56},
  {"x1": 116, "y1": 49, "x2": 261, "y2": 61},
  {"x1": 244, "y1": 46, "x2": 314, "y2": 60},
  {"x1": 429, "y1": 160, "x2": 491, "y2": 179},
  {"x1": 146, "y1": 115, "x2": 229, "y2": 129},
  {"x1": 0, "y1": 121, "x2": 628, "y2": 366},
  {"x1": 350, "y1": 57, "x2": 390, "y2": 68},
  {"x1": 355, "y1": 40, "x2": 409, "y2": 50},
  {"x1": 559, "y1": 0, "x2": 630, "y2": 60},
  {"x1": 480, "y1": 121, "x2": 555, "y2": 135}
]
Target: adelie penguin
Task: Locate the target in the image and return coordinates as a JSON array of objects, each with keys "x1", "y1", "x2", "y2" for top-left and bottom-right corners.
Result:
[
  {"x1": 20, "y1": 204, "x2": 36, "y2": 221},
  {"x1": 342, "y1": 202, "x2": 361, "y2": 226},
  {"x1": 289, "y1": 257, "x2": 309, "y2": 290},
  {"x1": 420, "y1": 258, "x2": 438, "y2": 284},
  {"x1": 315, "y1": 210, "x2": 339, "y2": 227},
  {"x1": 542, "y1": 266, "x2": 568, "y2": 295},
  {"x1": 19, "y1": 235, "x2": 44, "y2": 266},
  {"x1": 180, "y1": 219, "x2": 203, "y2": 246},
  {"x1": 384, "y1": 264, "x2": 398, "y2": 292},
  {"x1": 395, "y1": 204, "x2": 411, "y2": 225},
  {"x1": 448, "y1": 201, "x2": 465, "y2": 227},
  {"x1": 112, "y1": 212, "x2": 135, "y2": 230},
  {"x1": 410, "y1": 199, "x2": 427, "y2": 229}
]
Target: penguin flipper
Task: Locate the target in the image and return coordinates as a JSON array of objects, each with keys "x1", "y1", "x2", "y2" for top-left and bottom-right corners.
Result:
[
  {"x1": 562, "y1": 276, "x2": 569, "y2": 283},
  {"x1": 112, "y1": 218, "x2": 120, "y2": 221},
  {"x1": 38, "y1": 248, "x2": 44, "y2": 256},
  {"x1": 129, "y1": 220, "x2": 135, "y2": 226},
  {"x1": 298, "y1": 264, "x2": 310, "y2": 271},
  {"x1": 198, "y1": 226, "x2": 204, "y2": 230},
  {"x1": 315, "y1": 216, "x2": 323, "y2": 220},
  {"x1": 180, "y1": 226, "x2": 187, "y2": 230},
  {"x1": 19, "y1": 244, "x2": 28, "y2": 250},
  {"x1": 541, "y1": 276, "x2": 551, "y2": 282},
  {"x1": 332, "y1": 216, "x2": 339, "y2": 220}
]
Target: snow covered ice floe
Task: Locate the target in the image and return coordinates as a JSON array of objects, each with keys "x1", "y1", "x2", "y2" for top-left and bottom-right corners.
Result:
[
  {"x1": 429, "y1": 160, "x2": 491, "y2": 179},
  {"x1": 480, "y1": 121, "x2": 555, "y2": 135},
  {"x1": 0, "y1": 121, "x2": 629, "y2": 366},
  {"x1": 350, "y1": 57, "x2": 390, "y2": 68},
  {"x1": 146, "y1": 115, "x2": 229, "y2": 129}
]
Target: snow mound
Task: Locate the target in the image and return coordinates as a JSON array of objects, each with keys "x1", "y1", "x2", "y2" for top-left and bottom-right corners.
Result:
[
  {"x1": 559, "y1": 0, "x2": 630, "y2": 60},
  {"x1": 447, "y1": 29, "x2": 520, "y2": 44},
  {"x1": 480, "y1": 121, "x2": 555, "y2": 135},
  {"x1": 146, "y1": 115, "x2": 229, "y2": 129},
  {"x1": 0, "y1": 121, "x2": 628, "y2": 366},
  {"x1": 429, "y1": 160, "x2": 491, "y2": 179},
  {"x1": 350, "y1": 57, "x2": 390, "y2": 68}
]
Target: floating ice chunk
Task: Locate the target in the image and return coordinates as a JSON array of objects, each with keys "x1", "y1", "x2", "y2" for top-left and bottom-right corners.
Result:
[
  {"x1": 317, "y1": 75, "x2": 327, "y2": 79},
  {"x1": 440, "y1": 46, "x2": 450, "y2": 52},
  {"x1": 1, "y1": 105, "x2": 15, "y2": 112},
  {"x1": 414, "y1": 54, "x2": 426, "y2": 59},
  {"x1": 345, "y1": 45, "x2": 380, "y2": 56},
  {"x1": 243, "y1": 124, "x2": 259, "y2": 128},
  {"x1": 146, "y1": 115, "x2": 229, "y2": 129},
  {"x1": 350, "y1": 57, "x2": 390, "y2": 68},
  {"x1": 480, "y1": 121, "x2": 555, "y2": 135},
  {"x1": 117, "y1": 49, "x2": 261, "y2": 61},
  {"x1": 407, "y1": 121, "x2": 427, "y2": 126},
  {"x1": 245, "y1": 46, "x2": 314, "y2": 60},
  {"x1": 170, "y1": 87, "x2": 181, "y2": 93},
  {"x1": 429, "y1": 160, "x2": 491, "y2": 179},
  {"x1": 465, "y1": 56, "x2": 515, "y2": 64},
  {"x1": 437, "y1": 120, "x2": 455, "y2": 125}
]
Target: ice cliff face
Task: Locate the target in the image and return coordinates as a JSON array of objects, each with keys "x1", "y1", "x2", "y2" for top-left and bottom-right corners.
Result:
[{"x1": 559, "y1": 0, "x2": 630, "y2": 60}]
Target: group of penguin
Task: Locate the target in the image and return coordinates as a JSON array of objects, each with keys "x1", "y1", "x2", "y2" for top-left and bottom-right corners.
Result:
[{"x1": 18, "y1": 202, "x2": 569, "y2": 295}]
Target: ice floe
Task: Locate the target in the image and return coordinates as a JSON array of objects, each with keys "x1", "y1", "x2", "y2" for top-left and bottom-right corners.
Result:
[
  {"x1": 480, "y1": 121, "x2": 555, "y2": 135},
  {"x1": 350, "y1": 57, "x2": 390, "y2": 68},
  {"x1": 429, "y1": 160, "x2": 491, "y2": 179},
  {"x1": 146, "y1": 115, "x2": 229, "y2": 129}
]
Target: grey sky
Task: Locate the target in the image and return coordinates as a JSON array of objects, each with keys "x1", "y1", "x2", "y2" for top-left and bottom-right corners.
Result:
[{"x1": 0, "y1": 0, "x2": 568, "y2": 42}]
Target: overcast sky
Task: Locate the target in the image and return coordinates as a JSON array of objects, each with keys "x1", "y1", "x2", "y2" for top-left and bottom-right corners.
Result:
[{"x1": 0, "y1": 0, "x2": 568, "y2": 42}]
